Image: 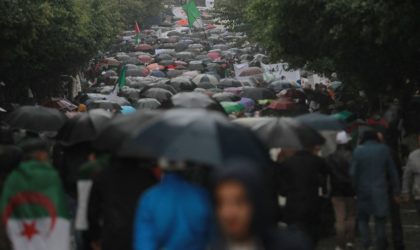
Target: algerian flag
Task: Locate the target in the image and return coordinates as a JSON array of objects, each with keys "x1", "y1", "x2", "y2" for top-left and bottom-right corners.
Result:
[
  {"x1": 1, "y1": 160, "x2": 70, "y2": 250},
  {"x1": 182, "y1": 0, "x2": 201, "y2": 28},
  {"x1": 134, "y1": 22, "x2": 141, "y2": 45}
]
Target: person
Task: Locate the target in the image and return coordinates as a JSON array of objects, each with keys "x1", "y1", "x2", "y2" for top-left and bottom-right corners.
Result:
[
  {"x1": 278, "y1": 147, "x2": 328, "y2": 247},
  {"x1": 350, "y1": 130, "x2": 401, "y2": 250},
  {"x1": 133, "y1": 162, "x2": 213, "y2": 250},
  {"x1": 87, "y1": 157, "x2": 158, "y2": 250},
  {"x1": 211, "y1": 161, "x2": 311, "y2": 250},
  {"x1": 326, "y1": 132, "x2": 356, "y2": 250},
  {"x1": 1, "y1": 138, "x2": 71, "y2": 250},
  {"x1": 402, "y1": 135, "x2": 420, "y2": 216}
]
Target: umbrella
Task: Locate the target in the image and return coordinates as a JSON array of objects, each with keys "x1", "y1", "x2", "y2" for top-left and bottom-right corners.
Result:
[
  {"x1": 296, "y1": 113, "x2": 346, "y2": 131},
  {"x1": 92, "y1": 110, "x2": 160, "y2": 152},
  {"x1": 147, "y1": 83, "x2": 177, "y2": 94},
  {"x1": 141, "y1": 88, "x2": 173, "y2": 103},
  {"x1": 220, "y1": 102, "x2": 245, "y2": 114},
  {"x1": 192, "y1": 74, "x2": 219, "y2": 86},
  {"x1": 169, "y1": 77, "x2": 197, "y2": 92},
  {"x1": 239, "y1": 67, "x2": 264, "y2": 77},
  {"x1": 234, "y1": 117, "x2": 325, "y2": 149},
  {"x1": 267, "y1": 98, "x2": 296, "y2": 111},
  {"x1": 5, "y1": 106, "x2": 67, "y2": 132},
  {"x1": 87, "y1": 100, "x2": 122, "y2": 111},
  {"x1": 56, "y1": 109, "x2": 113, "y2": 146},
  {"x1": 147, "y1": 63, "x2": 165, "y2": 71},
  {"x1": 121, "y1": 105, "x2": 136, "y2": 114},
  {"x1": 155, "y1": 54, "x2": 173, "y2": 62},
  {"x1": 217, "y1": 78, "x2": 242, "y2": 89},
  {"x1": 332, "y1": 111, "x2": 356, "y2": 122},
  {"x1": 238, "y1": 97, "x2": 256, "y2": 112},
  {"x1": 166, "y1": 69, "x2": 184, "y2": 78},
  {"x1": 138, "y1": 55, "x2": 153, "y2": 64},
  {"x1": 241, "y1": 88, "x2": 276, "y2": 101},
  {"x1": 213, "y1": 92, "x2": 240, "y2": 102},
  {"x1": 224, "y1": 87, "x2": 244, "y2": 95},
  {"x1": 208, "y1": 51, "x2": 221, "y2": 60},
  {"x1": 171, "y1": 92, "x2": 225, "y2": 113},
  {"x1": 182, "y1": 71, "x2": 200, "y2": 78},
  {"x1": 150, "y1": 70, "x2": 166, "y2": 78},
  {"x1": 268, "y1": 80, "x2": 293, "y2": 93},
  {"x1": 126, "y1": 67, "x2": 149, "y2": 77},
  {"x1": 136, "y1": 98, "x2": 161, "y2": 109},
  {"x1": 176, "y1": 52, "x2": 194, "y2": 60},
  {"x1": 118, "y1": 109, "x2": 270, "y2": 167},
  {"x1": 135, "y1": 44, "x2": 154, "y2": 52}
]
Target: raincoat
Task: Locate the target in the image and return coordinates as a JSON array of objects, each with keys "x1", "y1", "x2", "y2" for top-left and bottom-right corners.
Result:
[
  {"x1": 134, "y1": 172, "x2": 213, "y2": 250},
  {"x1": 350, "y1": 141, "x2": 400, "y2": 216}
]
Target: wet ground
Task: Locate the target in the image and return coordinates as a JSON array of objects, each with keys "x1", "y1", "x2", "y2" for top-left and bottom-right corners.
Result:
[{"x1": 318, "y1": 204, "x2": 420, "y2": 250}]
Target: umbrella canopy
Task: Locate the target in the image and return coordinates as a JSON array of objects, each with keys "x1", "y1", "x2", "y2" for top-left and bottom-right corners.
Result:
[
  {"x1": 118, "y1": 109, "x2": 270, "y2": 167},
  {"x1": 5, "y1": 106, "x2": 67, "y2": 132},
  {"x1": 268, "y1": 80, "x2": 293, "y2": 93},
  {"x1": 267, "y1": 98, "x2": 296, "y2": 111},
  {"x1": 136, "y1": 98, "x2": 161, "y2": 109},
  {"x1": 146, "y1": 83, "x2": 177, "y2": 94},
  {"x1": 150, "y1": 70, "x2": 166, "y2": 78},
  {"x1": 213, "y1": 92, "x2": 240, "y2": 102},
  {"x1": 56, "y1": 109, "x2": 113, "y2": 146},
  {"x1": 141, "y1": 88, "x2": 173, "y2": 103},
  {"x1": 234, "y1": 117, "x2": 325, "y2": 149},
  {"x1": 147, "y1": 63, "x2": 165, "y2": 71},
  {"x1": 239, "y1": 67, "x2": 263, "y2": 77},
  {"x1": 241, "y1": 88, "x2": 276, "y2": 101},
  {"x1": 169, "y1": 77, "x2": 197, "y2": 92},
  {"x1": 296, "y1": 113, "x2": 346, "y2": 131},
  {"x1": 207, "y1": 51, "x2": 221, "y2": 60},
  {"x1": 238, "y1": 97, "x2": 256, "y2": 112},
  {"x1": 217, "y1": 78, "x2": 243, "y2": 89},
  {"x1": 166, "y1": 69, "x2": 184, "y2": 78},
  {"x1": 135, "y1": 43, "x2": 154, "y2": 52},
  {"x1": 192, "y1": 74, "x2": 219, "y2": 86},
  {"x1": 171, "y1": 92, "x2": 225, "y2": 113},
  {"x1": 332, "y1": 111, "x2": 356, "y2": 123},
  {"x1": 138, "y1": 55, "x2": 153, "y2": 64},
  {"x1": 220, "y1": 102, "x2": 245, "y2": 114},
  {"x1": 87, "y1": 100, "x2": 122, "y2": 111},
  {"x1": 121, "y1": 105, "x2": 136, "y2": 114},
  {"x1": 92, "y1": 110, "x2": 160, "y2": 152}
]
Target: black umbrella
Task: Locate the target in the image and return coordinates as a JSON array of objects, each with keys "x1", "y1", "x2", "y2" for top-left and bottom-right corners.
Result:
[
  {"x1": 92, "y1": 110, "x2": 160, "y2": 152},
  {"x1": 56, "y1": 109, "x2": 113, "y2": 146},
  {"x1": 141, "y1": 88, "x2": 173, "y2": 103},
  {"x1": 171, "y1": 92, "x2": 225, "y2": 113},
  {"x1": 217, "y1": 78, "x2": 243, "y2": 89},
  {"x1": 5, "y1": 106, "x2": 67, "y2": 132},
  {"x1": 146, "y1": 83, "x2": 177, "y2": 94},
  {"x1": 118, "y1": 109, "x2": 270, "y2": 167},
  {"x1": 87, "y1": 100, "x2": 121, "y2": 111},
  {"x1": 169, "y1": 77, "x2": 197, "y2": 92},
  {"x1": 241, "y1": 88, "x2": 277, "y2": 101},
  {"x1": 296, "y1": 113, "x2": 346, "y2": 131},
  {"x1": 212, "y1": 92, "x2": 240, "y2": 102},
  {"x1": 234, "y1": 117, "x2": 325, "y2": 149},
  {"x1": 268, "y1": 80, "x2": 293, "y2": 93}
]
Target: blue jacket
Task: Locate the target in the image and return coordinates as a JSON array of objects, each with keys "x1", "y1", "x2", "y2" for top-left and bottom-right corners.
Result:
[
  {"x1": 350, "y1": 141, "x2": 400, "y2": 217},
  {"x1": 134, "y1": 172, "x2": 213, "y2": 250}
]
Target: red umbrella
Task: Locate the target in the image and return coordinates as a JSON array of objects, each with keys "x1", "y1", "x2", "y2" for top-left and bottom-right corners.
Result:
[
  {"x1": 208, "y1": 51, "x2": 221, "y2": 60},
  {"x1": 268, "y1": 98, "x2": 296, "y2": 110},
  {"x1": 206, "y1": 24, "x2": 217, "y2": 30},
  {"x1": 135, "y1": 44, "x2": 154, "y2": 51},
  {"x1": 147, "y1": 63, "x2": 165, "y2": 71},
  {"x1": 138, "y1": 55, "x2": 153, "y2": 64}
]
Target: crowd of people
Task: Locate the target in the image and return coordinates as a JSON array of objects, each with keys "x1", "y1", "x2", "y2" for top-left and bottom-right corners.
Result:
[{"x1": 0, "y1": 4, "x2": 420, "y2": 250}]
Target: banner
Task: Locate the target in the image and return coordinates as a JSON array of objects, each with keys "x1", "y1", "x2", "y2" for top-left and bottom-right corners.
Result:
[{"x1": 261, "y1": 63, "x2": 301, "y2": 82}]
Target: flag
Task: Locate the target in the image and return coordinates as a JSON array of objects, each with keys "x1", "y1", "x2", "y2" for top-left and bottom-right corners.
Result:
[
  {"x1": 1, "y1": 160, "x2": 70, "y2": 250},
  {"x1": 182, "y1": 0, "x2": 201, "y2": 28},
  {"x1": 118, "y1": 65, "x2": 127, "y2": 89},
  {"x1": 134, "y1": 22, "x2": 141, "y2": 45}
]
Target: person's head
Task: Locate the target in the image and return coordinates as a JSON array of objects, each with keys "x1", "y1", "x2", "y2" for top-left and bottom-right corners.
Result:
[
  {"x1": 360, "y1": 130, "x2": 379, "y2": 144},
  {"x1": 20, "y1": 138, "x2": 49, "y2": 162},
  {"x1": 213, "y1": 161, "x2": 273, "y2": 242}
]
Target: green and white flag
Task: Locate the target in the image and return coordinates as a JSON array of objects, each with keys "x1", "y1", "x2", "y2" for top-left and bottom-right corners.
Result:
[
  {"x1": 182, "y1": 0, "x2": 201, "y2": 28},
  {"x1": 1, "y1": 160, "x2": 70, "y2": 250}
]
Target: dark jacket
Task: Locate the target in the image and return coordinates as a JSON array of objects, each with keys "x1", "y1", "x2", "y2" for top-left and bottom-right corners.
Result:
[
  {"x1": 88, "y1": 158, "x2": 157, "y2": 250},
  {"x1": 326, "y1": 148, "x2": 355, "y2": 197},
  {"x1": 350, "y1": 141, "x2": 400, "y2": 217},
  {"x1": 279, "y1": 151, "x2": 328, "y2": 224}
]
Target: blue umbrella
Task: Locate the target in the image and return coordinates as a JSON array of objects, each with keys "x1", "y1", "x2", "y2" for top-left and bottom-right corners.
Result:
[
  {"x1": 296, "y1": 113, "x2": 346, "y2": 131},
  {"x1": 150, "y1": 70, "x2": 166, "y2": 78},
  {"x1": 121, "y1": 105, "x2": 136, "y2": 114}
]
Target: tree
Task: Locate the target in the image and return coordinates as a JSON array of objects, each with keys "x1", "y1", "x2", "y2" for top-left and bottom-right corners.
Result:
[
  {"x1": 213, "y1": 0, "x2": 252, "y2": 31},
  {"x1": 247, "y1": 0, "x2": 420, "y2": 104}
]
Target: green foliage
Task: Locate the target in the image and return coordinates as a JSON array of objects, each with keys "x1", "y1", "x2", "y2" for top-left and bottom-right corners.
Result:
[
  {"x1": 213, "y1": 0, "x2": 252, "y2": 31},
  {"x1": 0, "y1": 0, "x2": 161, "y2": 102},
  {"x1": 247, "y1": 0, "x2": 420, "y2": 99}
]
